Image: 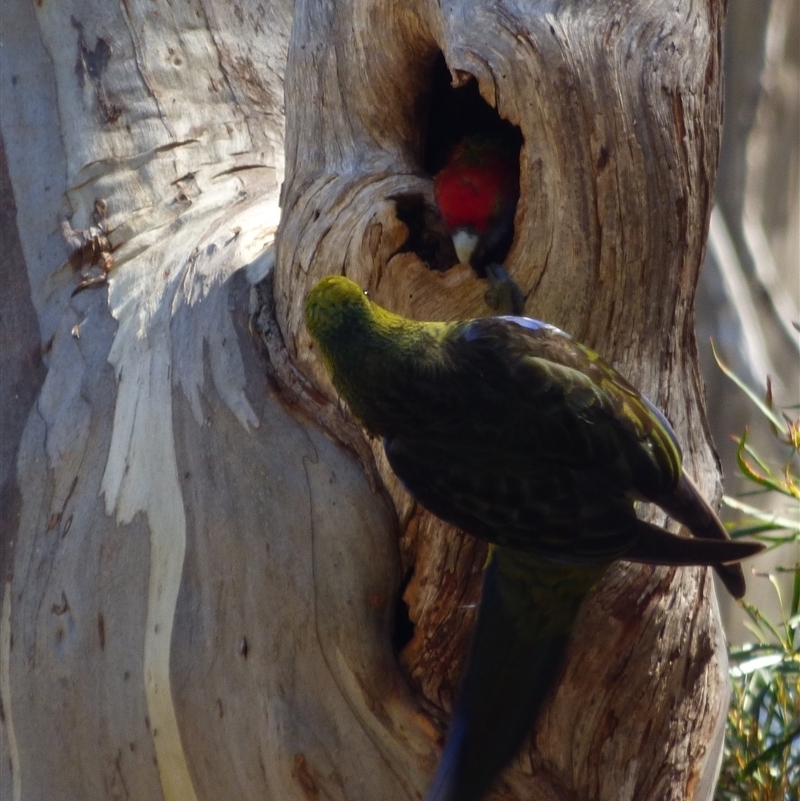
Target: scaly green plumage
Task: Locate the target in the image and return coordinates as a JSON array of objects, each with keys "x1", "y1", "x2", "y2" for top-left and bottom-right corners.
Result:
[
  {"x1": 305, "y1": 276, "x2": 760, "y2": 579},
  {"x1": 304, "y1": 276, "x2": 764, "y2": 801}
]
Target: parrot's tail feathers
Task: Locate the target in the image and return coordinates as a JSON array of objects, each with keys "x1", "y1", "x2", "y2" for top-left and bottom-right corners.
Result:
[
  {"x1": 625, "y1": 519, "x2": 764, "y2": 599},
  {"x1": 424, "y1": 550, "x2": 602, "y2": 801},
  {"x1": 627, "y1": 519, "x2": 764, "y2": 565},
  {"x1": 424, "y1": 715, "x2": 468, "y2": 801},
  {"x1": 714, "y1": 563, "x2": 748, "y2": 601},
  {"x1": 654, "y1": 473, "x2": 765, "y2": 598},
  {"x1": 660, "y1": 474, "x2": 729, "y2": 541}
]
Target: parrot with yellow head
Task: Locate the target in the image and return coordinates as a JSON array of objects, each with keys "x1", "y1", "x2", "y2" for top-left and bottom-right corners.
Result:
[{"x1": 304, "y1": 276, "x2": 762, "y2": 801}]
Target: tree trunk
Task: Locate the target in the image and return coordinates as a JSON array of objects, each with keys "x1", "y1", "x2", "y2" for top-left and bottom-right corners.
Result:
[{"x1": 1, "y1": 1, "x2": 733, "y2": 800}]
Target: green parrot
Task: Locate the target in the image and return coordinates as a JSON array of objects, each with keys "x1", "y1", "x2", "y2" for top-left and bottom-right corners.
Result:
[{"x1": 304, "y1": 275, "x2": 763, "y2": 801}]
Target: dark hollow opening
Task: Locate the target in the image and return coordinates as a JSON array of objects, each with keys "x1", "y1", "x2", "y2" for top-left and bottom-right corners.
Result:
[
  {"x1": 392, "y1": 569, "x2": 415, "y2": 655},
  {"x1": 395, "y1": 53, "x2": 523, "y2": 277},
  {"x1": 423, "y1": 53, "x2": 522, "y2": 177}
]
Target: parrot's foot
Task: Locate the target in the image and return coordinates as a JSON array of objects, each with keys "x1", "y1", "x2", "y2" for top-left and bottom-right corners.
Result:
[{"x1": 484, "y1": 263, "x2": 524, "y2": 316}]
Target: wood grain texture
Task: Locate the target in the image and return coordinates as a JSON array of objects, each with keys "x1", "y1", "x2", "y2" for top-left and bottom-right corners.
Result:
[
  {"x1": 1, "y1": 0, "x2": 437, "y2": 796},
  {"x1": 277, "y1": 1, "x2": 731, "y2": 799},
  {"x1": 1, "y1": 0, "x2": 737, "y2": 799}
]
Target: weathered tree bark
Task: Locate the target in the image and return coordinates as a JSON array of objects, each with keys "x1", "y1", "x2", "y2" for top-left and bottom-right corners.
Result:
[
  {"x1": 1, "y1": 1, "x2": 737, "y2": 800},
  {"x1": 278, "y1": 2, "x2": 731, "y2": 797}
]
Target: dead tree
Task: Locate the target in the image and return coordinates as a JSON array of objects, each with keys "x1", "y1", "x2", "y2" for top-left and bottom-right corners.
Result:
[{"x1": 1, "y1": 1, "x2": 736, "y2": 799}]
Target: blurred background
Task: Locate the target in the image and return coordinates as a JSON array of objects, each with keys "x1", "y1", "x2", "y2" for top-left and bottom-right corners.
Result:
[{"x1": 696, "y1": 0, "x2": 799, "y2": 642}]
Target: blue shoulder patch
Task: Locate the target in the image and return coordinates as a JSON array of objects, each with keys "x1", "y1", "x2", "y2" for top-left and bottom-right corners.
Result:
[
  {"x1": 640, "y1": 393, "x2": 680, "y2": 448},
  {"x1": 497, "y1": 316, "x2": 568, "y2": 336},
  {"x1": 459, "y1": 316, "x2": 568, "y2": 343}
]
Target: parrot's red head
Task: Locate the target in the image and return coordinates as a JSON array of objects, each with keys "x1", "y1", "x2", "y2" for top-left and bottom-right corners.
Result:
[{"x1": 433, "y1": 135, "x2": 520, "y2": 268}]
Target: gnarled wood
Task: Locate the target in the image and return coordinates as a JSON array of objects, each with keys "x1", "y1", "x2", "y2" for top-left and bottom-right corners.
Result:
[
  {"x1": 1, "y1": 0, "x2": 742, "y2": 800},
  {"x1": 278, "y1": 1, "x2": 730, "y2": 799}
]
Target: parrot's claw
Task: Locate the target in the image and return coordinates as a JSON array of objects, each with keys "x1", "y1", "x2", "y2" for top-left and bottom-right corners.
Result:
[{"x1": 484, "y1": 263, "x2": 524, "y2": 316}]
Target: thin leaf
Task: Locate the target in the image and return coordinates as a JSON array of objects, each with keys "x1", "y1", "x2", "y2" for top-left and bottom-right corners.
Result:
[
  {"x1": 766, "y1": 573, "x2": 789, "y2": 645},
  {"x1": 785, "y1": 462, "x2": 800, "y2": 500},
  {"x1": 740, "y1": 439, "x2": 778, "y2": 478},
  {"x1": 730, "y1": 526, "x2": 794, "y2": 539},
  {"x1": 736, "y1": 435, "x2": 791, "y2": 495},
  {"x1": 722, "y1": 496, "x2": 800, "y2": 533},
  {"x1": 745, "y1": 601, "x2": 786, "y2": 644},
  {"x1": 742, "y1": 605, "x2": 772, "y2": 643},
  {"x1": 731, "y1": 653, "x2": 785, "y2": 675},
  {"x1": 712, "y1": 341, "x2": 788, "y2": 433},
  {"x1": 729, "y1": 643, "x2": 782, "y2": 660},
  {"x1": 741, "y1": 723, "x2": 800, "y2": 777},
  {"x1": 766, "y1": 377, "x2": 779, "y2": 438}
]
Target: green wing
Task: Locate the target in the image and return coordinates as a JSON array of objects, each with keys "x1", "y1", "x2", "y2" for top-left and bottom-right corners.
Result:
[
  {"x1": 384, "y1": 316, "x2": 755, "y2": 568},
  {"x1": 496, "y1": 318, "x2": 682, "y2": 494}
]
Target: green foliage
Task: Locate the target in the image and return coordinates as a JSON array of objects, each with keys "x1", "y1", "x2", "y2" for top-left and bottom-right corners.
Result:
[
  {"x1": 718, "y1": 576, "x2": 800, "y2": 800},
  {"x1": 713, "y1": 345, "x2": 800, "y2": 801}
]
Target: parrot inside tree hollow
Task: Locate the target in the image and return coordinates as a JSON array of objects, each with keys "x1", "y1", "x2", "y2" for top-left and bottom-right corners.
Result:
[
  {"x1": 304, "y1": 276, "x2": 764, "y2": 801},
  {"x1": 434, "y1": 134, "x2": 524, "y2": 316},
  {"x1": 434, "y1": 134, "x2": 520, "y2": 271}
]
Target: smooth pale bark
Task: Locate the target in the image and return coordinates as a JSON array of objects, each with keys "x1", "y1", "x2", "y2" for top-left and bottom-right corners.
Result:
[{"x1": 1, "y1": 1, "x2": 735, "y2": 800}]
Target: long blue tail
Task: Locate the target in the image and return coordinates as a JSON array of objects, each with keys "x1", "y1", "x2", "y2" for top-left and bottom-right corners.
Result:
[{"x1": 426, "y1": 549, "x2": 607, "y2": 801}]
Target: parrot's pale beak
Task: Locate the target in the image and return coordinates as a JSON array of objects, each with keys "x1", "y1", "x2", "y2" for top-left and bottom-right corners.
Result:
[{"x1": 452, "y1": 228, "x2": 480, "y2": 266}]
